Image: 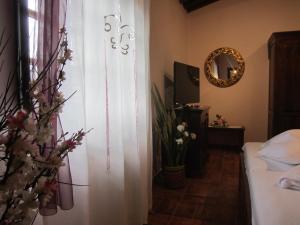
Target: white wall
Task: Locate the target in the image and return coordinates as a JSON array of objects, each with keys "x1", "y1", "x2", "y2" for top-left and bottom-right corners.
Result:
[{"x1": 186, "y1": 0, "x2": 300, "y2": 141}]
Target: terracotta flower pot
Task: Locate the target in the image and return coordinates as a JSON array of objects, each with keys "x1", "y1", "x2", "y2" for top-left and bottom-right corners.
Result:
[{"x1": 163, "y1": 165, "x2": 186, "y2": 189}]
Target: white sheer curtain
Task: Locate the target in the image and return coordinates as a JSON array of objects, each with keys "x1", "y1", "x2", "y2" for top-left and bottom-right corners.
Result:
[{"x1": 33, "y1": 0, "x2": 152, "y2": 225}]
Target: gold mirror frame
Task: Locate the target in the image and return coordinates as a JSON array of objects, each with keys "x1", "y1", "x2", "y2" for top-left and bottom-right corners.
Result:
[{"x1": 204, "y1": 47, "x2": 245, "y2": 88}]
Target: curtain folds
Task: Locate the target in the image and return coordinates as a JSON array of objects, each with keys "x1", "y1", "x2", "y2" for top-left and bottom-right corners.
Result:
[
  {"x1": 83, "y1": 1, "x2": 152, "y2": 224},
  {"x1": 35, "y1": 0, "x2": 152, "y2": 224},
  {"x1": 28, "y1": 0, "x2": 73, "y2": 217}
]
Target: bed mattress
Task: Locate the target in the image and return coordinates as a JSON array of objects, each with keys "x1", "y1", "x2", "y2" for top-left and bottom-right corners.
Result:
[{"x1": 243, "y1": 142, "x2": 300, "y2": 225}]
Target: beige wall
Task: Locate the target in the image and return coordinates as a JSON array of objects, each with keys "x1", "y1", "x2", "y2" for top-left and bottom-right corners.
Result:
[
  {"x1": 187, "y1": 0, "x2": 300, "y2": 141},
  {"x1": 150, "y1": 0, "x2": 300, "y2": 141},
  {"x1": 150, "y1": 0, "x2": 188, "y2": 95}
]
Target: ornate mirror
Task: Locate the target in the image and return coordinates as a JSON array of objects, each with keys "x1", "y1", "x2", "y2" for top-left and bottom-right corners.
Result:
[{"x1": 204, "y1": 47, "x2": 245, "y2": 88}]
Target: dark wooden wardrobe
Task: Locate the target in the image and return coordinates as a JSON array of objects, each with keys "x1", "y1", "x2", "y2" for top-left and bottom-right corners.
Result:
[{"x1": 268, "y1": 31, "x2": 300, "y2": 138}]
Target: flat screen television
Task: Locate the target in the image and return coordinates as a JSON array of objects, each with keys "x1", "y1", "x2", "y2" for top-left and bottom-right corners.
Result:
[{"x1": 174, "y1": 61, "x2": 199, "y2": 106}]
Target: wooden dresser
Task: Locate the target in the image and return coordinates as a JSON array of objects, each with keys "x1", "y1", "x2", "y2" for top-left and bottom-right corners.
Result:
[
  {"x1": 268, "y1": 31, "x2": 300, "y2": 138},
  {"x1": 175, "y1": 106, "x2": 210, "y2": 176}
]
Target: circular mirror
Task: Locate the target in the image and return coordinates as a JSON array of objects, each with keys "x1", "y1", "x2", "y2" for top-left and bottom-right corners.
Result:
[{"x1": 204, "y1": 47, "x2": 245, "y2": 88}]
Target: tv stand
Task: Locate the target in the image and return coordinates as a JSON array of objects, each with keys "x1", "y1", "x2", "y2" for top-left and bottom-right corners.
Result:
[{"x1": 175, "y1": 106, "x2": 210, "y2": 176}]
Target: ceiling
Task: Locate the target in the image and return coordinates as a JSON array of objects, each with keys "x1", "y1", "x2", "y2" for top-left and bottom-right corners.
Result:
[{"x1": 179, "y1": 0, "x2": 218, "y2": 12}]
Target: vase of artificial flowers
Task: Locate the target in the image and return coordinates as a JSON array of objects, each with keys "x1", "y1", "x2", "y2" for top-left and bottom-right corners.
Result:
[
  {"x1": 152, "y1": 85, "x2": 196, "y2": 189},
  {"x1": 163, "y1": 165, "x2": 185, "y2": 189}
]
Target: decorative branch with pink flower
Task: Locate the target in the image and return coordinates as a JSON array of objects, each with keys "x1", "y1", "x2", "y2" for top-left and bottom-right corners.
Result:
[{"x1": 0, "y1": 28, "x2": 88, "y2": 225}]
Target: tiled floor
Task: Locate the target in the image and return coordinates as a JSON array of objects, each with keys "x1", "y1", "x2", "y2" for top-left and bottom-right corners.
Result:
[{"x1": 149, "y1": 148, "x2": 240, "y2": 225}]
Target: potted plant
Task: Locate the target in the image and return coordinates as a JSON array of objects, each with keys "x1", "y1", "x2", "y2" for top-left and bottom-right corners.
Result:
[{"x1": 152, "y1": 85, "x2": 196, "y2": 188}]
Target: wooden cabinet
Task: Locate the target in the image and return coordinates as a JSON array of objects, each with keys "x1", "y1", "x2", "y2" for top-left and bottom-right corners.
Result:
[
  {"x1": 208, "y1": 126, "x2": 245, "y2": 150},
  {"x1": 175, "y1": 106, "x2": 209, "y2": 176},
  {"x1": 268, "y1": 31, "x2": 300, "y2": 138}
]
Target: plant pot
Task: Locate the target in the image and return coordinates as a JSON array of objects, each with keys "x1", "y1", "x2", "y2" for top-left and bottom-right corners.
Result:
[{"x1": 163, "y1": 165, "x2": 186, "y2": 189}]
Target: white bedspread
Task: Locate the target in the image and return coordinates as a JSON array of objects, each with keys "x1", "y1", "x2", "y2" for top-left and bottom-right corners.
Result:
[{"x1": 243, "y1": 142, "x2": 300, "y2": 225}]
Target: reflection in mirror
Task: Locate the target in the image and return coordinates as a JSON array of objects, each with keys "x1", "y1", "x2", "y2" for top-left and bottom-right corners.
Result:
[
  {"x1": 205, "y1": 47, "x2": 245, "y2": 88},
  {"x1": 211, "y1": 54, "x2": 239, "y2": 80}
]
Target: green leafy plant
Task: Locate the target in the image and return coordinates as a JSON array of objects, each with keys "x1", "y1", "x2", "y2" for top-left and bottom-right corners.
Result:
[{"x1": 151, "y1": 84, "x2": 196, "y2": 167}]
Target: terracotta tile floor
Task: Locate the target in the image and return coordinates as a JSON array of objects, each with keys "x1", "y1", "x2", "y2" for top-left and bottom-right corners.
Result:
[{"x1": 149, "y1": 148, "x2": 240, "y2": 225}]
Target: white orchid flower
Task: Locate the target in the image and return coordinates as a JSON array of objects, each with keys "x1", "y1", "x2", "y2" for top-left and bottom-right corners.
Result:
[
  {"x1": 190, "y1": 133, "x2": 197, "y2": 140},
  {"x1": 177, "y1": 124, "x2": 185, "y2": 132},
  {"x1": 176, "y1": 138, "x2": 184, "y2": 145}
]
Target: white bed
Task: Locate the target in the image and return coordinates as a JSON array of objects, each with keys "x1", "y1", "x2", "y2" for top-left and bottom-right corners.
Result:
[{"x1": 243, "y1": 142, "x2": 300, "y2": 225}]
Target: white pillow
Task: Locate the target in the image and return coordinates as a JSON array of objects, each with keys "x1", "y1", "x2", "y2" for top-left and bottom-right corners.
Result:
[
  {"x1": 258, "y1": 141, "x2": 300, "y2": 165},
  {"x1": 259, "y1": 155, "x2": 295, "y2": 171},
  {"x1": 263, "y1": 129, "x2": 300, "y2": 147}
]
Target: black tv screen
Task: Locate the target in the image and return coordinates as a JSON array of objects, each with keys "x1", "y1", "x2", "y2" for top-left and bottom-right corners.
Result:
[{"x1": 174, "y1": 61, "x2": 199, "y2": 105}]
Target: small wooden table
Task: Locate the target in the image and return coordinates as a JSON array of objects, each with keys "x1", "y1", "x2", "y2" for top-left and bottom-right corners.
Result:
[{"x1": 208, "y1": 126, "x2": 245, "y2": 150}]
